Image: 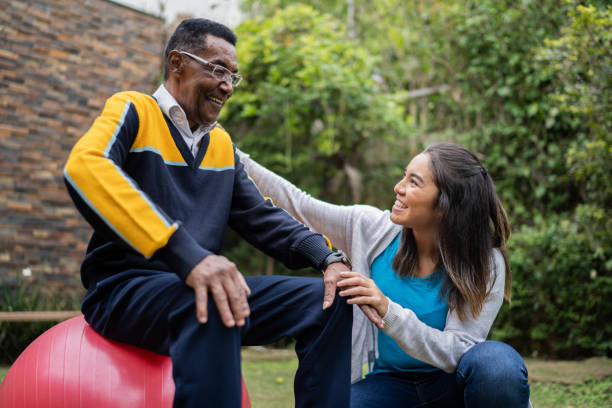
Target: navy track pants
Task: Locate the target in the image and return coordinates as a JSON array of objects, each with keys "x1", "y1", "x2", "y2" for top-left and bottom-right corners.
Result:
[{"x1": 82, "y1": 270, "x2": 353, "y2": 408}]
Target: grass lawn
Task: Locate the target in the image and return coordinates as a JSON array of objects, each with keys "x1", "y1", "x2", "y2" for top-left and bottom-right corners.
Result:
[
  {"x1": 525, "y1": 357, "x2": 612, "y2": 407},
  {"x1": 241, "y1": 351, "x2": 612, "y2": 408},
  {"x1": 242, "y1": 347, "x2": 298, "y2": 408},
  {"x1": 2, "y1": 350, "x2": 610, "y2": 407}
]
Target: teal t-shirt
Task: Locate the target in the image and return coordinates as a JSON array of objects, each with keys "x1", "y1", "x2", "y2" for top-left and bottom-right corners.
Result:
[{"x1": 370, "y1": 233, "x2": 448, "y2": 374}]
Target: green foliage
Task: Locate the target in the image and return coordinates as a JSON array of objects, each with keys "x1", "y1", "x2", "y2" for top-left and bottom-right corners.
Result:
[
  {"x1": 233, "y1": 0, "x2": 612, "y2": 356},
  {"x1": 493, "y1": 205, "x2": 612, "y2": 358},
  {"x1": 492, "y1": 4, "x2": 612, "y2": 359},
  {"x1": 238, "y1": 0, "x2": 584, "y2": 220},
  {"x1": 0, "y1": 366, "x2": 9, "y2": 383},
  {"x1": 223, "y1": 4, "x2": 414, "y2": 207},
  {"x1": 222, "y1": 4, "x2": 415, "y2": 276},
  {"x1": 0, "y1": 275, "x2": 81, "y2": 364},
  {"x1": 539, "y1": 4, "x2": 612, "y2": 208},
  {"x1": 422, "y1": 0, "x2": 577, "y2": 222}
]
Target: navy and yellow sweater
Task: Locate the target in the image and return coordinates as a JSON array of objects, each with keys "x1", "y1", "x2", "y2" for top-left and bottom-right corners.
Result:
[{"x1": 64, "y1": 91, "x2": 331, "y2": 290}]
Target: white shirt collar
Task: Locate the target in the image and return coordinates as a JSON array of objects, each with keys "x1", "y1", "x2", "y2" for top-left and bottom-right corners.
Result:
[{"x1": 152, "y1": 84, "x2": 217, "y2": 156}]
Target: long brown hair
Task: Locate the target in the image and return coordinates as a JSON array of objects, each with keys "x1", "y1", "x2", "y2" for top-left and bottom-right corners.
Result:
[{"x1": 392, "y1": 142, "x2": 511, "y2": 321}]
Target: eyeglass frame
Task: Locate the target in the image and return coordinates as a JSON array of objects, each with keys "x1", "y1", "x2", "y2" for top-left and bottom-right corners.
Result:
[{"x1": 175, "y1": 50, "x2": 242, "y2": 87}]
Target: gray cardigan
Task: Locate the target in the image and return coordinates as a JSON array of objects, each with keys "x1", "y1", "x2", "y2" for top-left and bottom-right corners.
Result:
[{"x1": 237, "y1": 150, "x2": 506, "y2": 383}]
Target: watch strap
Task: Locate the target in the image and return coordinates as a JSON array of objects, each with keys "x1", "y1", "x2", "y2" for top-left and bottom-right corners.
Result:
[{"x1": 320, "y1": 250, "x2": 350, "y2": 273}]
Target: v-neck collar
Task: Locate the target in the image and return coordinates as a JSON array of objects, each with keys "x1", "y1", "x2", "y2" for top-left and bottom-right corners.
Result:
[{"x1": 162, "y1": 113, "x2": 210, "y2": 169}]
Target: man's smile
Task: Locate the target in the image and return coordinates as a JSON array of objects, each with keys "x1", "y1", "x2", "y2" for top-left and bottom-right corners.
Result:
[{"x1": 207, "y1": 95, "x2": 224, "y2": 105}]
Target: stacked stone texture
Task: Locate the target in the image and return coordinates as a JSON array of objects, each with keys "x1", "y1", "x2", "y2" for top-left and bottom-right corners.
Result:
[{"x1": 0, "y1": 0, "x2": 163, "y2": 291}]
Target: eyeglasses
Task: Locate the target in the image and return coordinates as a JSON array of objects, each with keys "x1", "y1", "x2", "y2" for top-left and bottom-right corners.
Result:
[{"x1": 177, "y1": 50, "x2": 242, "y2": 87}]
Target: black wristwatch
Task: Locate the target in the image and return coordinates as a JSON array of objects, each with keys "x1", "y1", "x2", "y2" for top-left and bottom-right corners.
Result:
[{"x1": 320, "y1": 250, "x2": 351, "y2": 273}]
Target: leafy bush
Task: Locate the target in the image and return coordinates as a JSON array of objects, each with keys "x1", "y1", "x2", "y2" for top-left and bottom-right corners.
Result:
[
  {"x1": 493, "y1": 205, "x2": 612, "y2": 358},
  {"x1": 493, "y1": 4, "x2": 612, "y2": 358},
  {"x1": 222, "y1": 4, "x2": 415, "y2": 276},
  {"x1": 539, "y1": 4, "x2": 612, "y2": 208},
  {"x1": 224, "y1": 4, "x2": 415, "y2": 207},
  {"x1": 0, "y1": 275, "x2": 82, "y2": 364},
  {"x1": 234, "y1": 0, "x2": 612, "y2": 357},
  {"x1": 241, "y1": 0, "x2": 581, "y2": 221}
]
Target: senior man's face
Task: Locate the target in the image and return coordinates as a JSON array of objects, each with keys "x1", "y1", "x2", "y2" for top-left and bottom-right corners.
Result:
[{"x1": 175, "y1": 35, "x2": 238, "y2": 130}]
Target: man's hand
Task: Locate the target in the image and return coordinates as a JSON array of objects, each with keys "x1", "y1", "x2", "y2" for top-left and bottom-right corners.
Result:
[
  {"x1": 185, "y1": 254, "x2": 251, "y2": 327},
  {"x1": 322, "y1": 262, "x2": 350, "y2": 309}
]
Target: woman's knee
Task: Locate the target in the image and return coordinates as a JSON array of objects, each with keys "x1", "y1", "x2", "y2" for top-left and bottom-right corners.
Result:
[
  {"x1": 458, "y1": 341, "x2": 527, "y2": 382},
  {"x1": 457, "y1": 341, "x2": 530, "y2": 405}
]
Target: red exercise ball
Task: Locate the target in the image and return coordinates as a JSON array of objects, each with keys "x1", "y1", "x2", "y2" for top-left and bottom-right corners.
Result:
[{"x1": 0, "y1": 315, "x2": 251, "y2": 408}]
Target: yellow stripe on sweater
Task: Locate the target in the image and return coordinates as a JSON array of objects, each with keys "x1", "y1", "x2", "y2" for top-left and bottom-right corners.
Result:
[
  {"x1": 129, "y1": 92, "x2": 187, "y2": 165},
  {"x1": 200, "y1": 126, "x2": 235, "y2": 170},
  {"x1": 64, "y1": 92, "x2": 177, "y2": 258}
]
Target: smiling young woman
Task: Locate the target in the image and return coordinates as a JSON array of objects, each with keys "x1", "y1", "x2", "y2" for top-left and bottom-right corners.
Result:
[
  {"x1": 390, "y1": 152, "x2": 442, "y2": 234},
  {"x1": 237, "y1": 142, "x2": 530, "y2": 407}
]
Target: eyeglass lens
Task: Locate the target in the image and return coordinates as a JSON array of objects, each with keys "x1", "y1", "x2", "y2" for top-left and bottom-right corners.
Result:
[
  {"x1": 211, "y1": 66, "x2": 240, "y2": 86},
  {"x1": 178, "y1": 50, "x2": 241, "y2": 86}
]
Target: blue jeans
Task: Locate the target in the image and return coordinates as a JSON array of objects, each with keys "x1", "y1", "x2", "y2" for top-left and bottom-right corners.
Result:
[{"x1": 351, "y1": 341, "x2": 530, "y2": 407}]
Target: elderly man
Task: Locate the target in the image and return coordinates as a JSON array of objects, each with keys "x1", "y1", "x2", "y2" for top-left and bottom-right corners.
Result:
[{"x1": 64, "y1": 18, "x2": 352, "y2": 408}]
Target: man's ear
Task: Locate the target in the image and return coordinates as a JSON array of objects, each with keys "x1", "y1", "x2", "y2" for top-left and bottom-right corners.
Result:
[{"x1": 167, "y1": 50, "x2": 183, "y2": 76}]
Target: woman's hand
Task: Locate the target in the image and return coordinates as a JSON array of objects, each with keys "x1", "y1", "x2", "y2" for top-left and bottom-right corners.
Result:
[{"x1": 337, "y1": 271, "x2": 389, "y2": 327}]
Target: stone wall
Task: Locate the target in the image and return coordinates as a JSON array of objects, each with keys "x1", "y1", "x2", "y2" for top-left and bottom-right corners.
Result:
[{"x1": 0, "y1": 0, "x2": 164, "y2": 292}]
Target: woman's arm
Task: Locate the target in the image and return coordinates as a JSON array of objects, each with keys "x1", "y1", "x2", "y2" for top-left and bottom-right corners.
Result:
[
  {"x1": 236, "y1": 148, "x2": 357, "y2": 253},
  {"x1": 238, "y1": 149, "x2": 386, "y2": 327},
  {"x1": 339, "y1": 249, "x2": 506, "y2": 373},
  {"x1": 383, "y1": 249, "x2": 506, "y2": 372}
]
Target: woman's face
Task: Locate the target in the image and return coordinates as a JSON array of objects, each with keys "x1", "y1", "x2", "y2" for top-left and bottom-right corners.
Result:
[{"x1": 390, "y1": 153, "x2": 440, "y2": 230}]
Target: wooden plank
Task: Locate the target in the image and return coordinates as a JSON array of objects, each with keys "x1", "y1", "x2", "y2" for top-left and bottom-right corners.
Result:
[{"x1": 0, "y1": 311, "x2": 82, "y2": 322}]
